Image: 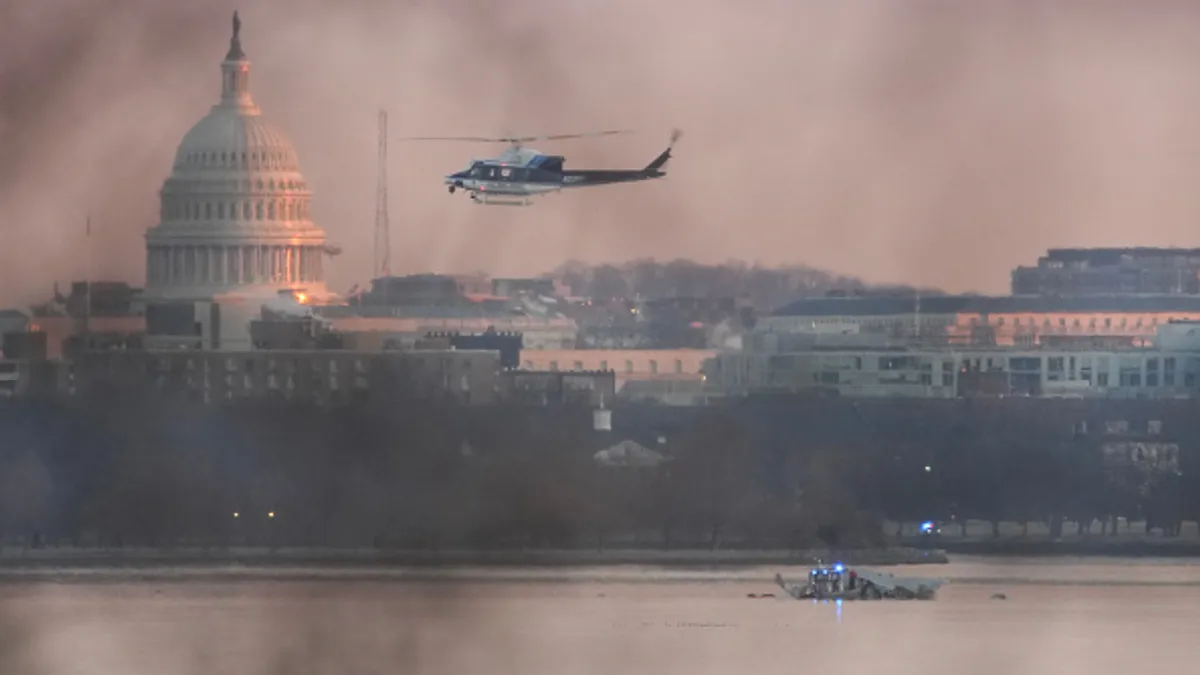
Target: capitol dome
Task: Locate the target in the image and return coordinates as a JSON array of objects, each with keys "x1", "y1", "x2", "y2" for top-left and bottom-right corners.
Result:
[{"x1": 144, "y1": 12, "x2": 330, "y2": 304}]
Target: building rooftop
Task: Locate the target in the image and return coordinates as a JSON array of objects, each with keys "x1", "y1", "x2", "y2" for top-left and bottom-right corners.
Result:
[
  {"x1": 773, "y1": 294, "x2": 1200, "y2": 317},
  {"x1": 1039, "y1": 247, "x2": 1200, "y2": 265}
]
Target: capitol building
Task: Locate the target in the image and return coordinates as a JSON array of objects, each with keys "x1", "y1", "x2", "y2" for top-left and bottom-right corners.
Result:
[{"x1": 143, "y1": 13, "x2": 334, "y2": 350}]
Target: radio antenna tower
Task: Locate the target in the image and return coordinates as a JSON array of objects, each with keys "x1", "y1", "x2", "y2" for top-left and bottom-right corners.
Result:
[{"x1": 374, "y1": 109, "x2": 392, "y2": 278}]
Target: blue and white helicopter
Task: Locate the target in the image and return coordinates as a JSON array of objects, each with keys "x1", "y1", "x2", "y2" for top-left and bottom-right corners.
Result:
[{"x1": 402, "y1": 129, "x2": 681, "y2": 206}]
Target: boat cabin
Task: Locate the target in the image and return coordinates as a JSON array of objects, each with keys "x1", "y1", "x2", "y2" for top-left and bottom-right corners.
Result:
[{"x1": 808, "y1": 563, "x2": 859, "y2": 595}]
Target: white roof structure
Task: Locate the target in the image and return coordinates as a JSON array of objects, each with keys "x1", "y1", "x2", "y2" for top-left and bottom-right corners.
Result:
[
  {"x1": 143, "y1": 12, "x2": 331, "y2": 304},
  {"x1": 593, "y1": 440, "x2": 669, "y2": 468}
]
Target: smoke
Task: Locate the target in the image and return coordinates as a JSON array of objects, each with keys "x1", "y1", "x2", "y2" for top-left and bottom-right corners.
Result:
[
  {"x1": 261, "y1": 293, "x2": 310, "y2": 318},
  {"x1": 5, "y1": 0, "x2": 1200, "y2": 306}
]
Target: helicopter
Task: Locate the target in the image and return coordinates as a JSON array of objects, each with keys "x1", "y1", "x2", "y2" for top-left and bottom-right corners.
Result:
[{"x1": 400, "y1": 129, "x2": 681, "y2": 206}]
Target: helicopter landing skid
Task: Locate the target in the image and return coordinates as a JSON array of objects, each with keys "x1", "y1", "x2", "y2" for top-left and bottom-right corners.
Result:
[{"x1": 470, "y1": 193, "x2": 531, "y2": 207}]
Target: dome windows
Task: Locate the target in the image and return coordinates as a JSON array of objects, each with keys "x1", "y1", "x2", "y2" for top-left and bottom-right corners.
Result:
[
  {"x1": 256, "y1": 201, "x2": 264, "y2": 220},
  {"x1": 267, "y1": 201, "x2": 276, "y2": 220}
]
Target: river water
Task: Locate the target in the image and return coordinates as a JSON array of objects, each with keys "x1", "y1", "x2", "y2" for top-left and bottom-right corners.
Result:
[{"x1": 1, "y1": 556, "x2": 1197, "y2": 675}]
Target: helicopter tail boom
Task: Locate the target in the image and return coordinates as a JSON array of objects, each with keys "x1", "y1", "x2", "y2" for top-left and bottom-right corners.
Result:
[{"x1": 559, "y1": 128, "x2": 681, "y2": 187}]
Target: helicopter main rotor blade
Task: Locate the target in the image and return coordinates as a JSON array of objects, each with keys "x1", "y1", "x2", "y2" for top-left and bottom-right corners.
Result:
[
  {"x1": 514, "y1": 129, "x2": 634, "y2": 143},
  {"x1": 398, "y1": 136, "x2": 515, "y2": 143},
  {"x1": 400, "y1": 130, "x2": 635, "y2": 144}
]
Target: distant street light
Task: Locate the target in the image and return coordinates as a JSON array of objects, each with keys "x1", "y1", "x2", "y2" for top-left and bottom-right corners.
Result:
[
  {"x1": 267, "y1": 511, "x2": 276, "y2": 519},
  {"x1": 232, "y1": 511, "x2": 240, "y2": 518},
  {"x1": 924, "y1": 465, "x2": 932, "y2": 473}
]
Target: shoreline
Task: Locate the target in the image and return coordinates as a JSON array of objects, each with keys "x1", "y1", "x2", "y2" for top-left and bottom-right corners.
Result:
[
  {"x1": 3, "y1": 539, "x2": 1199, "y2": 572},
  {"x1": 924, "y1": 538, "x2": 1200, "y2": 558},
  {"x1": 0, "y1": 546, "x2": 947, "y2": 570}
]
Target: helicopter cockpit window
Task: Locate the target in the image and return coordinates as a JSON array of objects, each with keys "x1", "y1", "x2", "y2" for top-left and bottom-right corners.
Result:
[{"x1": 469, "y1": 165, "x2": 483, "y2": 178}]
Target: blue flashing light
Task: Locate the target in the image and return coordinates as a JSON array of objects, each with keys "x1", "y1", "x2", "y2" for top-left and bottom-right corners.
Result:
[
  {"x1": 920, "y1": 520, "x2": 935, "y2": 532},
  {"x1": 833, "y1": 563, "x2": 844, "y2": 573}
]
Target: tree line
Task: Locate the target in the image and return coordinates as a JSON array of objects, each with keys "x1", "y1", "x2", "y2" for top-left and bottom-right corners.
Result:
[
  {"x1": 550, "y1": 258, "x2": 939, "y2": 309},
  {"x1": 0, "y1": 389, "x2": 1193, "y2": 551}
]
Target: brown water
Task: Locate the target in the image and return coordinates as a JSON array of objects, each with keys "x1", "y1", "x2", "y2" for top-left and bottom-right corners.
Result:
[{"x1": 2, "y1": 556, "x2": 1198, "y2": 675}]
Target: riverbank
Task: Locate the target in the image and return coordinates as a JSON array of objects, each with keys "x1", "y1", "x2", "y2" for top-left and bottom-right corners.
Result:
[
  {"x1": 0, "y1": 546, "x2": 948, "y2": 569},
  {"x1": 920, "y1": 537, "x2": 1200, "y2": 558}
]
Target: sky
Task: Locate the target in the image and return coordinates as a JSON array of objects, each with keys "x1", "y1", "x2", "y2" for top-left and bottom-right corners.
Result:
[{"x1": 4, "y1": 0, "x2": 1200, "y2": 305}]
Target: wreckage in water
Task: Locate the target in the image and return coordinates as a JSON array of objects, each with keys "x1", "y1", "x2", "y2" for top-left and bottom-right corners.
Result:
[{"x1": 775, "y1": 562, "x2": 943, "y2": 601}]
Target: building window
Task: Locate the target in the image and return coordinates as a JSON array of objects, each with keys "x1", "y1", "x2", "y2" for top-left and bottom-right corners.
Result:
[
  {"x1": 649, "y1": 360, "x2": 658, "y2": 374},
  {"x1": 625, "y1": 360, "x2": 633, "y2": 373},
  {"x1": 549, "y1": 361, "x2": 558, "y2": 371},
  {"x1": 675, "y1": 359, "x2": 683, "y2": 374},
  {"x1": 599, "y1": 360, "x2": 608, "y2": 371},
  {"x1": 573, "y1": 361, "x2": 583, "y2": 371},
  {"x1": 256, "y1": 201, "x2": 264, "y2": 220}
]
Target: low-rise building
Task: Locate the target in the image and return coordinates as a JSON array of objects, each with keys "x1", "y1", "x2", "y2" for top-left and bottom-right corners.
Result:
[
  {"x1": 1012, "y1": 247, "x2": 1200, "y2": 296},
  {"x1": 73, "y1": 348, "x2": 501, "y2": 406},
  {"x1": 498, "y1": 370, "x2": 616, "y2": 407},
  {"x1": 708, "y1": 320, "x2": 1200, "y2": 399},
  {"x1": 515, "y1": 348, "x2": 715, "y2": 404},
  {"x1": 766, "y1": 293, "x2": 1200, "y2": 348}
]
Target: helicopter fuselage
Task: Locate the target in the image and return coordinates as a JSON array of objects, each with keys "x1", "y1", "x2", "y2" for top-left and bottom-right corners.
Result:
[{"x1": 442, "y1": 139, "x2": 674, "y2": 206}]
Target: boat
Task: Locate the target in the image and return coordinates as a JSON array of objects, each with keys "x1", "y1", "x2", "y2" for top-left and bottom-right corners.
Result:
[{"x1": 774, "y1": 561, "x2": 943, "y2": 601}]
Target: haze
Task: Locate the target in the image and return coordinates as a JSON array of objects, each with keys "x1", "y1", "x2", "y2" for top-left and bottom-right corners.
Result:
[{"x1": 4, "y1": 0, "x2": 1200, "y2": 306}]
